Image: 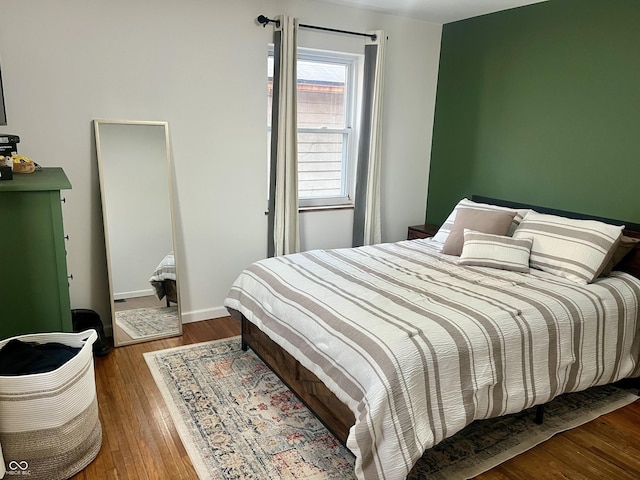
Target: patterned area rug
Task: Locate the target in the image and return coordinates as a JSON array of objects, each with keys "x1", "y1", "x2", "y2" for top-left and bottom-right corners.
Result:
[
  {"x1": 116, "y1": 306, "x2": 180, "y2": 339},
  {"x1": 144, "y1": 337, "x2": 638, "y2": 480}
]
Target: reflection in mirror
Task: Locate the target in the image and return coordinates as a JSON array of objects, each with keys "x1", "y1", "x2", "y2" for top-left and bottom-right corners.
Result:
[{"x1": 94, "y1": 120, "x2": 181, "y2": 346}]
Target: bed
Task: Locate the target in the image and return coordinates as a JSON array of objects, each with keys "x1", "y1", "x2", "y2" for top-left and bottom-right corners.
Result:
[
  {"x1": 149, "y1": 252, "x2": 177, "y2": 306},
  {"x1": 224, "y1": 197, "x2": 640, "y2": 480}
]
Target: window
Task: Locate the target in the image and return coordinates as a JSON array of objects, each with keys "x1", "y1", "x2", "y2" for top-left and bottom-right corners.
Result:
[{"x1": 268, "y1": 47, "x2": 362, "y2": 208}]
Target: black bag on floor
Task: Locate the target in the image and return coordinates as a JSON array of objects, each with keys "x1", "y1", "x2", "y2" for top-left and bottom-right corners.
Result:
[{"x1": 71, "y1": 309, "x2": 112, "y2": 356}]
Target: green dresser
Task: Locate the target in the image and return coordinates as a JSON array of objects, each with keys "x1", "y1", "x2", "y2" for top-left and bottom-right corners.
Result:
[{"x1": 0, "y1": 167, "x2": 73, "y2": 339}]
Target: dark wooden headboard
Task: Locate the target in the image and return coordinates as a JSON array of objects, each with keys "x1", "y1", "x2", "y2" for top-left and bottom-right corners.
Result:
[{"x1": 472, "y1": 195, "x2": 640, "y2": 279}]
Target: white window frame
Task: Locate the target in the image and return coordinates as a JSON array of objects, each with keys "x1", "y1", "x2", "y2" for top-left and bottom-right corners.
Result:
[{"x1": 268, "y1": 46, "x2": 362, "y2": 208}]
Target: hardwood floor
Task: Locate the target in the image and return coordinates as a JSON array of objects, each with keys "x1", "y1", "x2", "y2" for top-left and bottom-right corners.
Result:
[
  {"x1": 113, "y1": 295, "x2": 167, "y2": 312},
  {"x1": 71, "y1": 317, "x2": 240, "y2": 480},
  {"x1": 72, "y1": 317, "x2": 640, "y2": 479}
]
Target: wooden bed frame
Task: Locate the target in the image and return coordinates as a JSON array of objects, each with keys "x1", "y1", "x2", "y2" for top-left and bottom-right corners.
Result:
[
  {"x1": 150, "y1": 279, "x2": 178, "y2": 307},
  {"x1": 241, "y1": 316, "x2": 354, "y2": 442},
  {"x1": 164, "y1": 279, "x2": 178, "y2": 306},
  {"x1": 240, "y1": 196, "x2": 640, "y2": 445}
]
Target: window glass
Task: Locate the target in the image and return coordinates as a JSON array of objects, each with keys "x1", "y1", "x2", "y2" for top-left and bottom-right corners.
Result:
[{"x1": 268, "y1": 48, "x2": 360, "y2": 207}]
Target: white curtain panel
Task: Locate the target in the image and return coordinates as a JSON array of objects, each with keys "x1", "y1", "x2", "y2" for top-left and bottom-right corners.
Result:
[
  {"x1": 364, "y1": 30, "x2": 386, "y2": 246},
  {"x1": 353, "y1": 30, "x2": 387, "y2": 247},
  {"x1": 0, "y1": 441, "x2": 5, "y2": 478},
  {"x1": 270, "y1": 15, "x2": 300, "y2": 257}
]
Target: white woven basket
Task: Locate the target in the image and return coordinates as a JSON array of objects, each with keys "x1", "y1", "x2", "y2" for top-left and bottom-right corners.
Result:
[{"x1": 0, "y1": 330, "x2": 102, "y2": 479}]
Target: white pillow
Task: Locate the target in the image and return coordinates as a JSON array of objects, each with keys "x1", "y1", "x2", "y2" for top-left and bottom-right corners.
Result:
[
  {"x1": 432, "y1": 198, "x2": 530, "y2": 245},
  {"x1": 459, "y1": 230, "x2": 533, "y2": 273},
  {"x1": 512, "y1": 211, "x2": 623, "y2": 284}
]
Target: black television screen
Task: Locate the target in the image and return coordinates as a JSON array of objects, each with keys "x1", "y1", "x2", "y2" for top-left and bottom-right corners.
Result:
[{"x1": 0, "y1": 65, "x2": 6, "y2": 126}]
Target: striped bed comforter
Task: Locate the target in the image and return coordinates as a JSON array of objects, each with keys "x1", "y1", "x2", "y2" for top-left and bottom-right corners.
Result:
[
  {"x1": 149, "y1": 252, "x2": 176, "y2": 283},
  {"x1": 224, "y1": 238, "x2": 640, "y2": 480},
  {"x1": 149, "y1": 252, "x2": 176, "y2": 300}
]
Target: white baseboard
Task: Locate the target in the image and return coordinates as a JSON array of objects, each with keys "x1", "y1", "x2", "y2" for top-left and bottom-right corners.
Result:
[
  {"x1": 180, "y1": 306, "x2": 230, "y2": 324},
  {"x1": 114, "y1": 289, "x2": 155, "y2": 300}
]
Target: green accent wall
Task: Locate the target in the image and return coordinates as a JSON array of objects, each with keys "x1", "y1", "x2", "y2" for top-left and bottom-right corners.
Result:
[{"x1": 427, "y1": 0, "x2": 640, "y2": 226}]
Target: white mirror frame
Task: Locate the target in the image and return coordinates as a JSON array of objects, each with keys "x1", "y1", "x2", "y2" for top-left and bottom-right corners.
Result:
[{"x1": 94, "y1": 119, "x2": 182, "y2": 346}]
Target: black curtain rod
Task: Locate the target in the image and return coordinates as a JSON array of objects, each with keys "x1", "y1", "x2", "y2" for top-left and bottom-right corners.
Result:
[{"x1": 257, "y1": 15, "x2": 377, "y2": 41}]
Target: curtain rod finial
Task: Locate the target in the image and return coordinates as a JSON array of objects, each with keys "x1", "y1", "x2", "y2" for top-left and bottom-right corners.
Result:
[{"x1": 257, "y1": 15, "x2": 279, "y2": 28}]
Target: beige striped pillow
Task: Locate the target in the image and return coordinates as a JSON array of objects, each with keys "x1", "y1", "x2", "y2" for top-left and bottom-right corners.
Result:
[
  {"x1": 512, "y1": 211, "x2": 624, "y2": 284},
  {"x1": 432, "y1": 198, "x2": 530, "y2": 245},
  {"x1": 458, "y1": 230, "x2": 533, "y2": 272}
]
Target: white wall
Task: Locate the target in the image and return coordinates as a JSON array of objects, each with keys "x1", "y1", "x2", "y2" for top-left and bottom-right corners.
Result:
[{"x1": 0, "y1": 0, "x2": 441, "y2": 327}]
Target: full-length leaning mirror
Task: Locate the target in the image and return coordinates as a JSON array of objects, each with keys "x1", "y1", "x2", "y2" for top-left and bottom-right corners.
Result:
[{"x1": 94, "y1": 120, "x2": 182, "y2": 347}]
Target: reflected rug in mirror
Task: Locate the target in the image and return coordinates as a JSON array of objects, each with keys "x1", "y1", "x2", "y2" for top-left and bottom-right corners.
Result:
[
  {"x1": 144, "y1": 337, "x2": 638, "y2": 480},
  {"x1": 115, "y1": 306, "x2": 180, "y2": 339}
]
